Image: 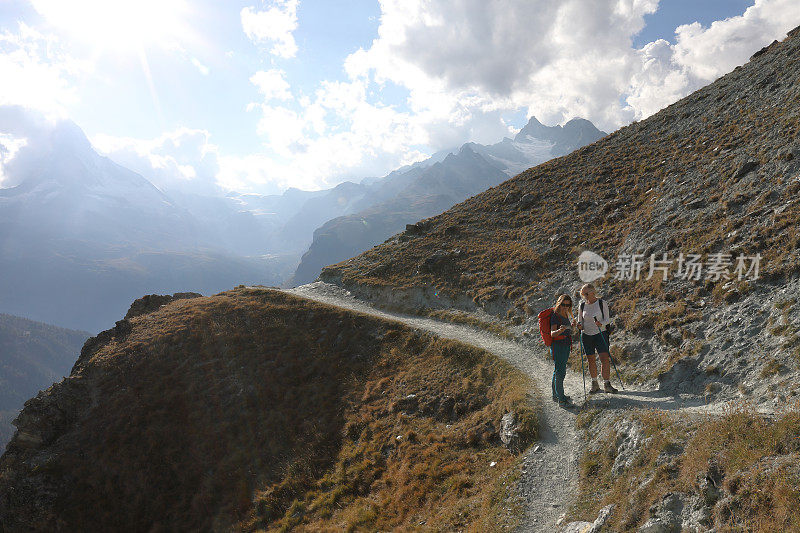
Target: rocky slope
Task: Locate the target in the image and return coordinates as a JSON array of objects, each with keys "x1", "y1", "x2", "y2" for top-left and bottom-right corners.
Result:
[
  {"x1": 322, "y1": 27, "x2": 800, "y2": 409},
  {"x1": 566, "y1": 404, "x2": 800, "y2": 532},
  {"x1": 0, "y1": 314, "x2": 88, "y2": 448},
  {"x1": 0, "y1": 288, "x2": 535, "y2": 531},
  {"x1": 291, "y1": 117, "x2": 606, "y2": 285}
]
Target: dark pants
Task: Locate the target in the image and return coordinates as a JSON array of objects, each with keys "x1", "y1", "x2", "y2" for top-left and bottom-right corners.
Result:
[{"x1": 550, "y1": 343, "x2": 570, "y2": 401}]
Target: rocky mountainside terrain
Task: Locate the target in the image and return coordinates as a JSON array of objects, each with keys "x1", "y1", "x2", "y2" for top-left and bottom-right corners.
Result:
[
  {"x1": 288, "y1": 281, "x2": 800, "y2": 533},
  {"x1": 291, "y1": 117, "x2": 606, "y2": 285},
  {"x1": 323, "y1": 27, "x2": 800, "y2": 409},
  {"x1": 2, "y1": 22, "x2": 798, "y2": 533},
  {"x1": 0, "y1": 314, "x2": 87, "y2": 448},
  {"x1": 0, "y1": 288, "x2": 535, "y2": 531}
]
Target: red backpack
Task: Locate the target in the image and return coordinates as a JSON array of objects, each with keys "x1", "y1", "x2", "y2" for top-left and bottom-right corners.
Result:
[{"x1": 538, "y1": 308, "x2": 566, "y2": 346}]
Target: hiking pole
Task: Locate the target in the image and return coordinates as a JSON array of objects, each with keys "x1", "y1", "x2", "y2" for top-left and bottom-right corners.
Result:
[
  {"x1": 595, "y1": 316, "x2": 625, "y2": 391},
  {"x1": 570, "y1": 306, "x2": 586, "y2": 403},
  {"x1": 579, "y1": 334, "x2": 587, "y2": 402}
]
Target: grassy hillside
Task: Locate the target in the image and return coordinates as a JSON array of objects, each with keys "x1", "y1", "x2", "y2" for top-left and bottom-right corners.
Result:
[
  {"x1": 0, "y1": 288, "x2": 536, "y2": 531},
  {"x1": 0, "y1": 314, "x2": 88, "y2": 448},
  {"x1": 569, "y1": 403, "x2": 800, "y2": 532},
  {"x1": 321, "y1": 27, "x2": 800, "y2": 403},
  {"x1": 326, "y1": 27, "x2": 800, "y2": 301}
]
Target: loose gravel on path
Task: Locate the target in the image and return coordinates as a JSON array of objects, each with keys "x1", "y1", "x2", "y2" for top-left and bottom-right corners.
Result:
[{"x1": 281, "y1": 282, "x2": 722, "y2": 532}]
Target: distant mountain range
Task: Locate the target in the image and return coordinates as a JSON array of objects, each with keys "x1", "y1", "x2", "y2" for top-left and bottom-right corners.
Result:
[
  {"x1": 289, "y1": 117, "x2": 606, "y2": 285},
  {"x1": 0, "y1": 119, "x2": 292, "y2": 332},
  {"x1": 0, "y1": 313, "x2": 87, "y2": 449},
  {"x1": 0, "y1": 111, "x2": 604, "y2": 331}
]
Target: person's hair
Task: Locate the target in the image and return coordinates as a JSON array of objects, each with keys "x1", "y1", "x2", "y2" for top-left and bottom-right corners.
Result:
[
  {"x1": 580, "y1": 283, "x2": 597, "y2": 299},
  {"x1": 554, "y1": 293, "x2": 572, "y2": 316}
]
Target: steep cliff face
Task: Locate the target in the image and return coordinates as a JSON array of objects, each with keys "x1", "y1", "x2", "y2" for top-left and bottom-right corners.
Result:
[
  {"x1": 322, "y1": 28, "x2": 800, "y2": 405},
  {"x1": 0, "y1": 288, "x2": 535, "y2": 531},
  {"x1": 0, "y1": 315, "x2": 88, "y2": 448}
]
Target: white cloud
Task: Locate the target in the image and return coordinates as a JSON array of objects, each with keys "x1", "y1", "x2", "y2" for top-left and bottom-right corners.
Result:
[
  {"x1": 28, "y1": 0, "x2": 194, "y2": 53},
  {"x1": 250, "y1": 69, "x2": 292, "y2": 101},
  {"x1": 341, "y1": 0, "x2": 661, "y2": 131},
  {"x1": 235, "y1": 0, "x2": 800, "y2": 193},
  {"x1": 0, "y1": 23, "x2": 86, "y2": 115},
  {"x1": 93, "y1": 127, "x2": 222, "y2": 195},
  {"x1": 624, "y1": 0, "x2": 800, "y2": 120},
  {"x1": 339, "y1": 0, "x2": 800, "y2": 131},
  {"x1": 625, "y1": 39, "x2": 692, "y2": 119},
  {"x1": 189, "y1": 56, "x2": 210, "y2": 76},
  {"x1": 8, "y1": 0, "x2": 794, "y2": 196},
  {"x1": 252, "y1": 105, "x2": 306, "y2": 153},
  {"x1": 0, "y1": 133, "x2": 28, "y2": 187},
  {"x1": 673, "y1": 0, "x2": 798, "y2": 79},
  {"x1": 241, "y1": 0, "x2": 299, "y2": 59}
]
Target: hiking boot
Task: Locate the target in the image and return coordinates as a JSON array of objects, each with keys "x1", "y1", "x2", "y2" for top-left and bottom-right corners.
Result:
[
  {"x1": 589, "y1": 382, "x2": 601, "y2": 394},
  {"x1": 558, "y1": 396, "x2": 573, "y2": 407},
  {"x1": 604, "y1": 382, "x2": 619, "y2": 394}
]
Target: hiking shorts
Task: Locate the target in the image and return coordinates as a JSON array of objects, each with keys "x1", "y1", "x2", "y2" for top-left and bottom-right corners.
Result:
[{"x1": 581, "y1": 332, "x2": 609, "y2": 355}]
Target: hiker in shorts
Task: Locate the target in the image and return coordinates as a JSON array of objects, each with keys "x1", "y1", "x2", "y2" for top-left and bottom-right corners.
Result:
[
  {"x1": 549, "y1": 293, "x2": 575, "y2": 406},
  {"x1": 577, "y1": 283, "x2": 617, "y2": 394}
]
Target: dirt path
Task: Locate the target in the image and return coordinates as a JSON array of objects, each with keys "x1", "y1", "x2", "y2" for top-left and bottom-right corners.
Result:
[{"x1": 280, "y1": 282, "x2": 718, "y2": 532}]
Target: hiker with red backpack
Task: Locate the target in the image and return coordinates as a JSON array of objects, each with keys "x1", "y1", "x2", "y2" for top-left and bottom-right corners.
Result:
[
  {"x1": 577, "y1": 283, "x2": 618, "y2": 394},
  {"x1": 538, "y1": 293, "x2": 576, "y2": 407}
]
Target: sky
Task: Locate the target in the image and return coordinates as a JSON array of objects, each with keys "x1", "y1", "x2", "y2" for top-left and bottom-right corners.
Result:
[{"x1": 1, "y1": 0, "x2": 799, "y2": 195}]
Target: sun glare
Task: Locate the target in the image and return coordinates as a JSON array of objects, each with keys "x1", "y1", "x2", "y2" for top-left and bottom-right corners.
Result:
[{"x1": 30, "y1": 0, "x2": 192, "y2": 52}]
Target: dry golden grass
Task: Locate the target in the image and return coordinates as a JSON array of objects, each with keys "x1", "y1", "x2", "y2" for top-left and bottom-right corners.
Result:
[
  {"x1": 569, "y1": 403, "x2": 800, "y2": 531},
  {"x1": 0, "y1": 287, "x2": 536, "y2": 531}
]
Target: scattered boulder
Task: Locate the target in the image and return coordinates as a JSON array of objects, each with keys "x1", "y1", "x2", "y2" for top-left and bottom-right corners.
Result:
[
  {"x1": 640, "y1": 493, "x2": 684, "y2": 533},
  {"x1": 685, "y1": 198, "x2": 706, "y2": 209},
  {"x1": 404, "y1": 220, "x2": 432, "y2": 235},
  {"x1": 518, "y1": 193, "x2": 537, "y2": 209},
  {"x1": 732, "y1": 159, "x2": 759, "y2": 179},
  {"x1": 562, "y1": 521, "x2": 593, "y2": 532},
  {"x1": 612, "y1": 420, "x2": 649, "y2": 476},
  {"x1": 561, "y1": 504, "x2": 616, "y2": 533},
  {"x1": 750, "y1": 40, "x2": 780, "y2": 60},
  {"x1": 500, "y1": 411, "x2": 520, "y2": 452},
  {"x1": 638, "y1": 491, "x2": 714, "y2": 533},
  {"x1": 698, "y1": 461, "x2": 723, "y2": 506},
  {"x1": 418, "y1": 249, "x2": 463, "y2": 273}
]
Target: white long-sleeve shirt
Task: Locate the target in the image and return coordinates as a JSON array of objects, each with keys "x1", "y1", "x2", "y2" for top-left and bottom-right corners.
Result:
[{"x1": 579, "y1": 298, "x2": 610, "y2": 335}]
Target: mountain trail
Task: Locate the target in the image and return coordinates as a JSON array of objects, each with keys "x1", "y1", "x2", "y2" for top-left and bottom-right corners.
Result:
[{"x1": 280, "y1": 282, "x2": 757, "y2": 532}]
